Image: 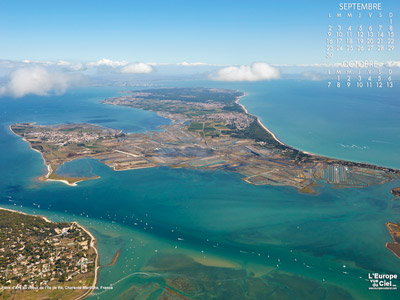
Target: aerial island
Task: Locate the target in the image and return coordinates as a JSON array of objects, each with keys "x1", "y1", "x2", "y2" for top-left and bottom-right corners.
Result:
[
  {"x1": 9, "y1": 87, "x2": 400, "y2": 258},
  {"x1": 0, "y1": 208, "x2": 98, "y2": 299}
]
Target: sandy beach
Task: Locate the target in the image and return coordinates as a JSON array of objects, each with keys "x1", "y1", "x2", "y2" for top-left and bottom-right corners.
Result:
[
  {"x1": 235, "y1": 96, "x2": 330, "y2": 159},
  {"x1": 9, "y1": 94, "x2": 321, "y2": 191},
  {"x1": 73, "y1": 221, "x2": 100, "y2": 300},
  {"x1": 235, "y1": 95, "x2": 289, "y2": 148},
  {"x1": 9, "y1": 125, "x2": 80, "y2": 187}
]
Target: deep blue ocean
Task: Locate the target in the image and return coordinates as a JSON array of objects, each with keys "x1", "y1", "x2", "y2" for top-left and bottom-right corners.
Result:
[{"x1": 0, "y1": 80, "x2": 399, "y2": 299}]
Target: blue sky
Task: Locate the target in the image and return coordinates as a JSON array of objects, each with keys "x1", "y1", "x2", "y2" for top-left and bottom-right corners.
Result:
[
  {"x1": 2, "y1": 0, "x2": 398, "y2": 64},
  {"x1": 1, "y1": 0, "x2": 400, "y2": 97}
]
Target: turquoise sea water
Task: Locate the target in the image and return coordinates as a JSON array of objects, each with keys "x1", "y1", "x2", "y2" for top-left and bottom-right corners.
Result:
[
  {"x1": 0, "y1": 82, "x2": 399, "y2": 299},
  {"x1": 238, "y1": 80, "x2": 400, "y2": 170},
  {"x1": 164, "y1": 80, "x2": 400, "y2": 169}
]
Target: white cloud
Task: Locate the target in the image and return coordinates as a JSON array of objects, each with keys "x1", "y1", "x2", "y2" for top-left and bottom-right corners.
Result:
[
  {"x1": 9, "y1": 59, "x2": 85, "y2": 72},
  {"x1": 177, "y1": 61, "x2": 215, "y2": 67},
  {"x1": 273, "y1": 63, "x2": 336, "y2": 67},
  {"x1": 145, "y1": 61, "x2": 221, "y2": 67},
  {"x1": 120, "y1": 63, "x2": 153, "y2": 74},
  {"x1": 86, "y1": 59, "x2": 153, "y2": 74},
  {"x1": 87, "y1": 58, "x2": 128, "y2": 68},
  {"x1": 57, "y1": 60, "x2": 70, "y2": 66},
  {"x1": 68, "y1": 63, "x2": 85, "y2": 71},
  {"x1": 0, "y1": 66, "x2": 81, "y2": 98},
  {"x1": 147, "y1": 62, "x2": 169, "y2": 66},
  {"x1": 211, "y1": 62, "x2": 280, "y2": 81},
  {"x1": 55, "y1": 60, "x2": 85, "y2": 71},
  {"x1": 22, "y1": 60, "x2": 57, "y2": 66}
]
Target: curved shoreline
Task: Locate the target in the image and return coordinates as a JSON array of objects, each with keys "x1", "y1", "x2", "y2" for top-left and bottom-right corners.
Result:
[
  {"x1": 235, "y1": 95, "x2": 292, "y2": 149},
  {"x1": 74, "y1": 222, "x2": 100, "y2": 300},
  {"x1": 44, "y1": 164, "x2": 80, "y2": 186},
  {"x1": 235, "y1": 94, "x2": 319, "y2": 155},
  {"x1": 9, "y1": 91, "x2": 400, "y2": 188},
  {"x1": 9, "y1": 124, "x2": 100, "y2": 187},
  {"x1": 9, "y1": 124, "x2": 79, "y2": 187},
  {"x1": 0, "y1": 207, "x2": 99, "y2": 300},
  {"x1": 235, "y1": 95, "x2": 395, "y2": 163},
  {"x1": 0, "y1": 207, "x2": 53, "y2": 223}
]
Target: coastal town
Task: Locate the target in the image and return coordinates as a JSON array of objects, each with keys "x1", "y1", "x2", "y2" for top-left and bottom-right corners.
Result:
[
  {"x1": 10, "y1": 88, "x2": 400, "y2": 195},
  {"x1": 15, "y1": 123, "x2": 122, "y2": 147},
  {"x1": 9, "y1": 87, "x2": 400, "y2": 263},
  {"x1": 0, "y1": 209, "x2": 97, "y2": 299}
]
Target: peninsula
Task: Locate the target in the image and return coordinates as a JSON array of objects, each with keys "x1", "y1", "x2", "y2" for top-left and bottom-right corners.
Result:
[
  {"x1": 9, "y1": 88, "x2": 400, "y2": 260},
  {"x1": 10, "y1": 88, "x2": 399, "y2": 194},
  {"x1": 0, "y1": 208, "x2": 98, "y2": 299}
]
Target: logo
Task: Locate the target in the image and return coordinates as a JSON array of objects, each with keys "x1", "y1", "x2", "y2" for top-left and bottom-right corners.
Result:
[{"x1": 368, "y1": 273, "x2": 398, "y2": 290}]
